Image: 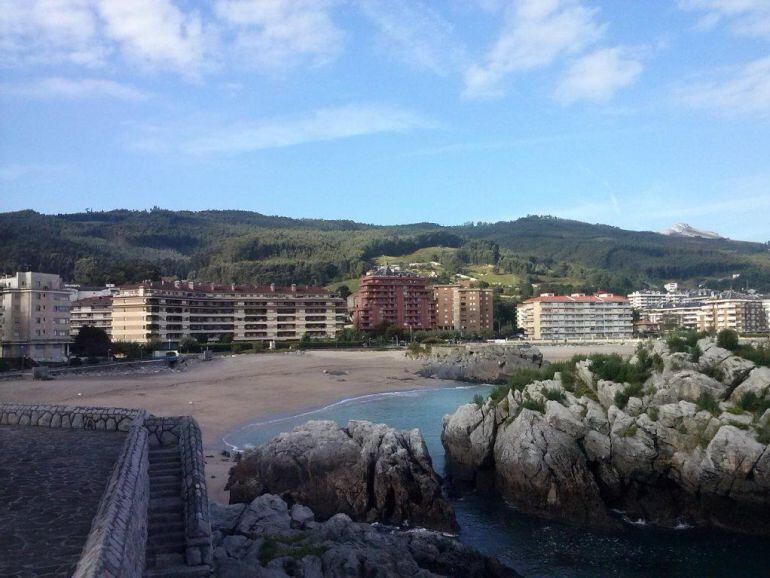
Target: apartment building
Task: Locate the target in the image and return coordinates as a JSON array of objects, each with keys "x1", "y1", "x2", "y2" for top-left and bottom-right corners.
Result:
[
  {"x1": 516, "y1": 293, "x2": 633, "y2": 341},
  {"x1": 70, "y1": 296, "x2": 113, "y2": 337},
  {"x1": 434, "y1": 285, "x2": 494, "y2": 334},
  {"x1": 627, "y1": 290, "x2": 692, "y2": 310},
  {"x1": 351, "y1": 266, "x2": 435, "y2": 331},
  {"x1": 645, "y1": 298, "x2": 768, "y2": 333},
  {"x1": 111, "y1": 281, "x2": 346, "y2": 344},
  {"x1": 0, "y1": 272, "x2": 71, "y2": 361}
]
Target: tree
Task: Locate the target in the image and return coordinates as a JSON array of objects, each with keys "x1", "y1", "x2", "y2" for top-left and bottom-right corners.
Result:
[
  {"x1": 72, "y1": 326, "x2": 111, "y2": 358},
  {"x1": 717, "y1": 329, "x2": 739, "y2": 351},
  {"x1": 178, "y1": 335, "x2": 200, "y2": 353},
  {"x1": 337, "y1": 285, "x2": 351, "y2": 300}
]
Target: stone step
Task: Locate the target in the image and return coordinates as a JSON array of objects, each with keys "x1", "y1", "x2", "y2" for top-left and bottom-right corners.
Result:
[
  {"x1": 148, "y1": 530, "x2": 186, "y2": 546},
  {"x1": 150, "y1": 482, "x2": 182, "y2": 494},
  {"x1": 151, "y1": 487, "x2": 181, "y2": 499},
  {"x1": 149, "y1": 521, "x2": 185, "y2": 536},
  {"x1": 150, "y1": 456, "x2": 182, "y2": 465},
  {"x1": 150, "y1": 512, "x2": 184, "y2": 525},
  {"x1": 147, "y1": 539, "x2": 185, "y2": 555},
  {"x1": 150, "y1": 464, "x2": 181, "y2": 475},
  {"x1": 146, "y1": 552, "x2": 183, "y2": 569},
  {"x1": 149, "y1": 497, "x2": 183, "y2": 513},
  {"x1": 149, "y1": 474, "x2": 182, "y2": 484},
  {"x1": 144, "y1": 563, "x2": 211, "y2": 578}
]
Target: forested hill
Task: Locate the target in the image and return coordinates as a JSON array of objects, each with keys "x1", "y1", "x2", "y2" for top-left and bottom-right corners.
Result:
[{"x1": 1, "y1": 209, "x2": 768, "y2": 294}]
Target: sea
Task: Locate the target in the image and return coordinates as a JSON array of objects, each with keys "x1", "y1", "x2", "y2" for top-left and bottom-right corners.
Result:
[{"x1": 223, "y1": 384, "x2": 769, "y2": 577}]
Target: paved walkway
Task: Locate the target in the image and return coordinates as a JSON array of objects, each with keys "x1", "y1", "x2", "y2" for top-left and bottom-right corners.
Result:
[{"x1": 0, "y1": 426, "x2": 126, "y2": 578}]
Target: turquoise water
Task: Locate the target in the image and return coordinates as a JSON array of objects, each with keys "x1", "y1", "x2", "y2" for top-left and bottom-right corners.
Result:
[{"x1": 224, "y1": 384, "x2": 769, "y2": 577}]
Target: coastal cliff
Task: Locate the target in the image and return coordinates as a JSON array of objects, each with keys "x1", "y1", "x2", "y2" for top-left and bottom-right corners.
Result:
[
  {"x1": 419, "y1": 343, "x2": 543, "y2": 384},
  {"x1": 441, "y1": 338, "x2": 770, "y2": 534}
]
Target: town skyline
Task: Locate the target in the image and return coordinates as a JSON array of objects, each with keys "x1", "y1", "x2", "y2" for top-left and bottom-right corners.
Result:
[{"x1": 2, "y1": 1, "x2": 770, "y2": 241}]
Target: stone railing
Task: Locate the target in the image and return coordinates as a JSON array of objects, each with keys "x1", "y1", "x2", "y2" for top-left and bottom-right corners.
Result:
[
  {"x1": 179, "y1": 417, "x2": 213, "y2": 567},
  {"x1": 72, "y1": 415, "x2": 150, "y2": 578},
  {"x1": 0, "y1": 403, "x2": 144, "y2": 431}
]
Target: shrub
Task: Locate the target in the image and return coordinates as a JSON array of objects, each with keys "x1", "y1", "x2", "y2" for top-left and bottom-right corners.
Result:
[
  {"x1": 735, "y1": 343, "x2": 770, "y2": 368},
  {"x1": 647, "y1": 406, "x2": 659, "y2": 421},
  {"x1": 717, "y1": 329, "x2": 739, "y2": 351},
  {"x1": 651, "y1": 353, "x2": 664, "y2": 373},
  {"x1": 690, "y1": 345, "x2": 702, "y2": 363},
  {"x1": 702, "y1": 364, "x2": 724, "y2": 382},
  {"x1": 614, "y1": 382, "x2": 644, "y2": 410},
  {"x1": 473, "y1": 394, "x2": 484, "y2": 408},
  {"x1": 232, "y1": 342, "x2": 253, "y2": 354},
  {"x1": 737, "y1": 391, "x2": 770, "y2": 415},
  {"x1": 756, "y1": 424, "x2": 770, "y2": 445},
  {"x1": 589, "y1": 354, "x2": 651, "y2": 387},
  {"x1": 68, "y1": 357, "x2": 83, "y2": 367},
  {"x1": 696, "y1": 391, "x2": 720, "y2": 416}
]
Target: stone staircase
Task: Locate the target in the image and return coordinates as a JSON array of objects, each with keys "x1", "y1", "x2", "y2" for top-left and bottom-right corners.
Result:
[{"x1": 144, "y1": 444, "x2": 210, "y2": 578}]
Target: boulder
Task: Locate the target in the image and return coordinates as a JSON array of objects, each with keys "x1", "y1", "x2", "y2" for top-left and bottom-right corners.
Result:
[
  {"x1": 211, "y1": 494, "x2": 519, "y2": 578},
  {"x1": 227, "y1": 420, "x2": 456, "y2": 532},
  {"x1": 419, "y1": 343, "x2": 543, "y2": 383},
  {"x1": 440, "y1": 402, "x2": 496, "y2": 480},
  {"x1": 730, "y1": 367, "x2": 770, "y2": 403}
]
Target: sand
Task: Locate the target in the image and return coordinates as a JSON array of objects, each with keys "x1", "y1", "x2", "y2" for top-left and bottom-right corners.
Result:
[{"x1": 0, "y1": 343, "x2": 635, "y2": 502}]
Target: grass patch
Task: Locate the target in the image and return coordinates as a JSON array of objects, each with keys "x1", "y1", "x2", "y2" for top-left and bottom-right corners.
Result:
[
  {"x1": 702, "y1": 364, "x2": 724, "y2": 382},
  {"x1": 696, "y1": 391, "x2": 720, "y2": 416},
  {"x1": 728, "y1": 421, "x2": 750, "y2": 430},
  {"x1": 755, "y1": 423, "x2": 770, "y2": 445},
  {"x1": 472, "y1": 393, "x2": 484, "y2": 408},
  {"x1": 737, "y1": 391, "x2": 770, "y2": 416},
  {"x1": 259, "y1": 535, "x2": 327, "y2": 565},
  {"x1": 544, "y1": 387, "x2": 565, "y2": 402},
  {"x1": 618, "y1": 423, "x2": 637, "y2": 438},
  {"x1": 590, "y1": 354, "x2": 652, "y2": 387},
  {"x1": 521, "y1": 396, "x2": 545, "y2": 414},
  {"x1": 726, "y1": 406, "x2": 744, "y2": 415},
  {"x1": 647, "y1": 406, "x2": 659, "y2": 421}
]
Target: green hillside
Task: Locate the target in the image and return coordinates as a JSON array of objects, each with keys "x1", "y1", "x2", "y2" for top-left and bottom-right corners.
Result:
[{"x1": 1, "y1": 210, "x2": 768, "y2": 295}]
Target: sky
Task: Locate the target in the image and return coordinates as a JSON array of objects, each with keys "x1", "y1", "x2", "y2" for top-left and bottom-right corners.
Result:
[{"x1": 1, "y1": 0, "x2": 769, "y2": 242}]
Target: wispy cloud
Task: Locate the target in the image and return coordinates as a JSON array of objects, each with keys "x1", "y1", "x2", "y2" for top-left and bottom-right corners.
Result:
[
  {"x1": 132, "y1": 104, "x2": 437, "y2": 155},
  {"x1": 555, "y1": 46, "x2": 643, "y2": 104},
  {"x1": 358, "y1": 0, "x2": 464, "y2": 76},
  {"x1": 0, "y1": 77, "x2": 149, "y2": 101},
  {"x1": 673, "y1": 56, "x2": 770, "y2": 118},
  {"x1": 213, "y1": 0, "x2": 344, "y2": 71},
  {"x1": 679, "y1": 0, "x2": 770, "y2": 39},
  {"x1": 463, "y1": 0, "x2": 606, "y2": 99}
]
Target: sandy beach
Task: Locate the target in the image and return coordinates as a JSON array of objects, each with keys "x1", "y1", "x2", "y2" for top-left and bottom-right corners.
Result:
[{"x1": 0, "y1": 343, "x2": 636, "y2": 502}]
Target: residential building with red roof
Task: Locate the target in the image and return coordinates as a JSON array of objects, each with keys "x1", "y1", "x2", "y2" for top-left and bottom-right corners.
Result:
[{"x1": 516, "y1": 293, "x2": 633, "y2": 341}]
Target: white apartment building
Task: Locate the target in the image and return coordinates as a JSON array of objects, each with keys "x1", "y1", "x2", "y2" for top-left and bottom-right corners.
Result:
[
  {"x1": 70, "y1": 296, "x2": 113, "y2": 337},
  {"x1": 627, "y1": 290, "x2": 692, "y2": 310},
  {"x1": 111, "y1": 281, "x2": 347, "y2": 344},
  {"x1": 646, "y1": 298, "x2": 768, "y2": 333},
  {"x1": 516, "y1": 293, "x2": 633, "y2": 341},
  {"x1": 0, "y1": 272, "x2": 71, "y2": 361}
]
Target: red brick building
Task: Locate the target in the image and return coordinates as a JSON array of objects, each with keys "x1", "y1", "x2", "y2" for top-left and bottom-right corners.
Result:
[{"x1": 351, "y1": 266, "x2": 435, "y2": 331}]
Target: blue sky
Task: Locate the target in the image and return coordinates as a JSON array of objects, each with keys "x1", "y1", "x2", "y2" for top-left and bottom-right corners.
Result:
[{"x1": 1, "y1": 1, "x2": 769, "y2": 241}]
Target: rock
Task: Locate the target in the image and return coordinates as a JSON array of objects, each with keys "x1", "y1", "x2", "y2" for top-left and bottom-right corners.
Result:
[
  {"x1": 441, "y1": 403, "x2": 496, "y2": 481},
  {"x1": 237, "y1": 495, "x2": 292, "y2": 538},
  {"x1": 730, "y1": 367, "x2": 770, "y2": 403},
  {"x1": 441, "y1": 337, "x2": 770, "y2": 535},
  {"x1": 419, "y1": 343, "x2": 543, "y2": 383},
  {"x1": 210, "y1": 502, "x2": 246, "y2": 533},
  {"x1": 289, "y1": 504, "x2": 315, "y2": 528},
  {"x1": 227, "y1": 420, "x2": 457, "y2": 532},
  {"x1": 212, "y1": 494, "x2": 519, "y2": 578},
  {"x1": 492, "y1": 409, "x2": 612, "y2": 525}
]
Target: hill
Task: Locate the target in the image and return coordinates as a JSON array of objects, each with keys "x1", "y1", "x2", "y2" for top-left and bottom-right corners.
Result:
[{"x1": 0, "y1": 210, "x2": 768, "y2": 294}]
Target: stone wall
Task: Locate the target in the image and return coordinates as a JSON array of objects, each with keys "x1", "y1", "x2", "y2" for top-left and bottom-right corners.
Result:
[
  {"x1": 144, "y1": 415, "x2": 183, "y2": 447},
  {"x1": 0, "y1": 403, "x2": 144, "y2": 431},
  {"x1": 72, "y1": 418, "x2": 149, "y2": 578},
  {"x1": 180, "y1": 417, "x2": 213, "y2": 567}
]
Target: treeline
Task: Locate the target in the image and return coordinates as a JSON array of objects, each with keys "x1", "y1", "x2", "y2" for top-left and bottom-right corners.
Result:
[{"x1": 1, "y1": 210, "x2": 769, "y2": 291}]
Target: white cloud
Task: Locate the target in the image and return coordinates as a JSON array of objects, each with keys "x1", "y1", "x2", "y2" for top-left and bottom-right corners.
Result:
[
  {"x1": 674, "y1": 56, "x2": 770, "y2": 117},
  {"x1": 463, "y1": 0, "x2": 606, "y2": 99},
  {"x1": 213, "y1": 0, "x2": 344, "y2": 70},
  {"x1": 555, "y1": 47, "x2": 643, "y2": 104},
  {"x1": 359, "y1": 0, "x2": 464, "y2": 75},
  {"x1": 132, "y1": 104, "x2": 436, "y2": 155},
  {"x1": 0, "y1": 77, "x2": 149, "y2": 100},
  {"x1": 0, "y1": 0, "x2": 106, "y2": 67},
  {"x1": 679, "y1": 0, "x2": 770, "y2": 39}
]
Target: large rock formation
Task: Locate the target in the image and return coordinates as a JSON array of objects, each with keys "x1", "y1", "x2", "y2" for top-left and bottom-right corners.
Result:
[
  {"x1": 419, "y1": 343, "x2": 543, "y2": 383},
  {"x1": 227, "y1": 420, "x2": 457, "y2": 532},
  {"x1": 442, "y1": 338, "x2": 770, "y2": 534},
  {"x1": 210, "y1": 494, "x2": 518, "y2": 578}
]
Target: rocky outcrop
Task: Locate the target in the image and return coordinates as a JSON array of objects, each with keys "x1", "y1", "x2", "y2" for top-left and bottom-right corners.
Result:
[
  {"x1": 226, "y1": 420, "x2": 457, "y2": 532},
  {"x1": 419, "y1": 343, "x2": 543, "y2": 383},
  {"x1": 210, "y1": 494, "x2": 518, "y2": 578},
  {"x1": 442, "y1": 339, "x2": 770, "y2": 534}
]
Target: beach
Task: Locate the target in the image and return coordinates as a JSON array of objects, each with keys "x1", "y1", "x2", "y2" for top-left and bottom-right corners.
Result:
[{"x1": 0, "y1": 343, "x2": 636, "y2": 502}]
